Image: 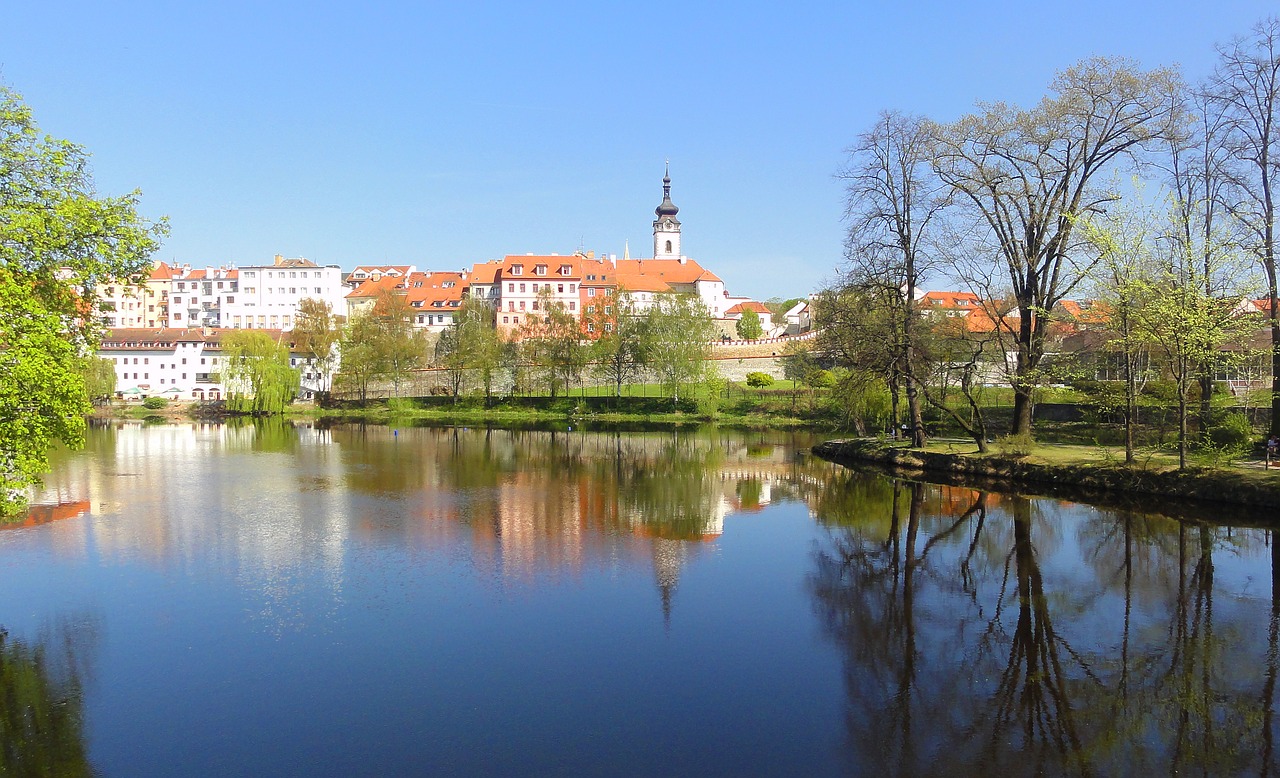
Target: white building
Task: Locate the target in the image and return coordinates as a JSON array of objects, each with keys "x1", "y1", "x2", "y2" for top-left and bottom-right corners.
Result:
[
  {"x1": 100, "y1": 328, "x2": 332, "y2": 401},
  {"x1": 221, "y1": 255, "x2": 346, "y2": 331}
]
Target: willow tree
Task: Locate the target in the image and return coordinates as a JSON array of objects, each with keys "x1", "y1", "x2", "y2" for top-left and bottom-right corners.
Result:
[
  {"x1": 932, "y1": 57, "x2": 1181, "y2": 436},
  {"x1": 221, "y1": 330, "x2": 300, "y2": 414},
  {"x1": 0, "y1": 87, "x2": 165, "y2": 516},
  {"x1": 838, "y1": 111, "x2": 948, "y2": 447}
]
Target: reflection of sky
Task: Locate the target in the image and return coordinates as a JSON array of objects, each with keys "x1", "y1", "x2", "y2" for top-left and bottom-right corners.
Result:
[{"x1": 11, "y1": 423, "x2": 1277, "y2": 774}]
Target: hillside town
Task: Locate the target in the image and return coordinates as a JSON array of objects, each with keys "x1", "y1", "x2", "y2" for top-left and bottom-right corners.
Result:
[{"x1": 97, "y1": 171, "x2": 816, "y2": 401}]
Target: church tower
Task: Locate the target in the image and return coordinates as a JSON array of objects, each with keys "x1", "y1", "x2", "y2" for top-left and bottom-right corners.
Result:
[{"x1": 652, "y1": 163, "x2": 681, "y2": 260}]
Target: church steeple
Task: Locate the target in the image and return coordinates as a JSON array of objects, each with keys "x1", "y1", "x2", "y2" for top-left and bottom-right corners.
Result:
[{"x1": 653, "y1": 162, "x2": 682, "y2": 260}]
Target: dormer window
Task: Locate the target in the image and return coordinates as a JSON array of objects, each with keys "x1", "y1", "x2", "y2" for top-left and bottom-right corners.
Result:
[
  {"x1": 510, "y1": 265, "x2": 523, "y2": 276},
  {"x1": 535, "y1": 265, "x2": 547, "y2": 276},
  {"x1": 411, "y1": 301, "x2": 423, "y2": 307},
  {"x1": 559, "y1": 265, "x2": 571, "y2": 276}
]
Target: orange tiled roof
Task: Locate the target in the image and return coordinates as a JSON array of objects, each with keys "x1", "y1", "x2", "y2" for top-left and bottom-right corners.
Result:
[
  {"x1": 149, "y1": 262, "x2": 174, "y2": 281},
  {"x1": 725, "y1": 301, "x2": 770, "y2": 316},
  {"x1": 919, "y1": 290, "x2": 981, "y2": 309},
  {"x1": 468, "y1": 260, "x2": 503, "y2": 285}
]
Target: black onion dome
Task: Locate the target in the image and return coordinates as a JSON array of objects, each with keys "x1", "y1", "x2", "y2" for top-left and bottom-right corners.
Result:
[{"x1": 655, "y1": 171, "x2": 679, "y2": 217}]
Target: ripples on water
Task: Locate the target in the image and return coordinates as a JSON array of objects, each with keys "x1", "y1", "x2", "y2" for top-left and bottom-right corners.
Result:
[{"x1": 4, "y1": 421, "x2": 1280, "y2": 776}]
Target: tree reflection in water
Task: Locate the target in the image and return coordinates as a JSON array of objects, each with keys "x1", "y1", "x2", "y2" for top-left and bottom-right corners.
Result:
[
  {"x1": 0, "y1": 619, "x2": 97, "y2": 776},
  {"x1": 810, "y1": 472, "x2": 1280, "y2": 776}
]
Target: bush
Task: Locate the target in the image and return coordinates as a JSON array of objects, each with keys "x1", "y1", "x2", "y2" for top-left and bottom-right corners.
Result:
[
  {"x1": 745, "y1": 372, "x2": 774, "y2": 389},
  {"x1": 1205, "y1": 413, "x2": 1254, "y2": 450},
  {"x1": 996, "y1": 432, "x2": 1035, "y2": 458},
  {"x1": 387, "y1": 397, "x2": 417, "y2": 414},
  {"x1": 142, "y1": 396, "x2": 169, "y2": 410}
]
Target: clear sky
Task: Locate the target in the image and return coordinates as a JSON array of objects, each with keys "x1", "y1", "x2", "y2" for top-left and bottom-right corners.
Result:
[{"x1": 2, "y1": 1, "x2": 1276, "y2": 300}]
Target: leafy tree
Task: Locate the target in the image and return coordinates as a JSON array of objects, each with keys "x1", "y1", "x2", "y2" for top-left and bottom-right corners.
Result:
[
  {"x1": 745, "y1": 372, "x2": 774, "y2": 389},
  {"x1": 0, "y1": 87, "x2": 165, "y2": 517},
  {"x1": 735, "y1": 308, "x2": 763, "y2": 340},
  {"x1": 371, "y1": 290, "x2": 428, "y2": 398},
  {"x1": 81, "y1": 357, "x2": 117, "y2": 406},
  {"x1": 589, "y1": 292, "x2": 649, "y2": 400},
  {"x1": 931, "y1": 57, "x2": 1181, "y2": 437},
  {"x1": 435, "y1": 299, "x2": 502, "y2": 402},
  {"x1": 221, "y1": 330, "x2": 300, "y2": 414},
  {"x1": 518, "y1": 288, "x2": 586, "y2": 398},
  {"x1": 336, "y1": 311, "x2": 385, "y2": 402},
  {"x1": 291, "y1": 297, "x2": 343, "y2": 394},
  {"x1": 644, "y1": 294, "x2": 716, "y2": 406}
]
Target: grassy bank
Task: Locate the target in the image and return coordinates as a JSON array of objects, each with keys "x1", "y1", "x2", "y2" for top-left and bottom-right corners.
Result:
[
  {"x1": 813, "y1": 437, "x2": 1280, "y2": 512},
  {"x1": 291, "y1": 394, "x2": 828, "y2": 430}
]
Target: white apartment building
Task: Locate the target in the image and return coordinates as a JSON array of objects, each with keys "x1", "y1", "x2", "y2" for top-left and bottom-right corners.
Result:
[
  {"x1": 100, "y1": 328, "x2": 332, "y2": 401},
  {"x1": 221, "y1": 255, "x2": 346, "y2": 331}
]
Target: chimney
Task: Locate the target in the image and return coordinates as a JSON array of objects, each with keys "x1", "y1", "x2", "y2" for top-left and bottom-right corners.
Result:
[{"x1": 274, "y1": 254, "x2": 284, "y2": 266}]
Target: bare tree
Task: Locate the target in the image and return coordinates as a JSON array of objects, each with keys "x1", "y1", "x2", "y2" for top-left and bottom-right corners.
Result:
[
  {"x1": 838, "y1": 111, "x2": 949, "y2": 447},
  {"x1": 1210, "y1": 17, "x2": 1280, "y2": 435},
  {"x1": 932, "y1": 57, "x2": 1181, "y2": 436}
]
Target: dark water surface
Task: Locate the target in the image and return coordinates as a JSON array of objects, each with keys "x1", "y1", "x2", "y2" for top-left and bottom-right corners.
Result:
[{"x1": 6, "y1": 422, "x2": 1280, "y2": 776}]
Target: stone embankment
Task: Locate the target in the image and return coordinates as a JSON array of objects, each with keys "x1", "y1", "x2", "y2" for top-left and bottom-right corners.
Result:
[{"x1": 813, "y1": 438, "x2": 1280, "y2": 513}]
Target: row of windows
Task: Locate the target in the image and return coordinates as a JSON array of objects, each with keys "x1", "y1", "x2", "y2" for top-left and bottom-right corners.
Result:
[
  {"x1": 505, "y1": 300, "x2": 580, "y2": 312},
  {"x1": 506, "y1": 282, "x2": 578, "y2": 294},
  {"x1": 241, "y1": 270, "x2": 325, "y2": 279}
]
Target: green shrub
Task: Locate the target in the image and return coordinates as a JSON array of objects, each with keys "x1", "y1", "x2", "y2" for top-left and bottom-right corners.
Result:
[
  {"x1": 996, "y1": 432, "x2": 1035, "y2": 458},
  {"x1": 387, "y1": 397, "x2": 417, "y2": 414},
  {"x1": 142, "y1": 396, "x2": 168, "y2": 410},
  {"x1": 1205, "y1": 413, "x2": 1254, "y2": 450},
  {"x1": 745, "y1": 372, "x2": 774, "y2": 389}
]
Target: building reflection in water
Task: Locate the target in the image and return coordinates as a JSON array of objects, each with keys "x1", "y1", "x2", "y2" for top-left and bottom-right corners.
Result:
[{"x1": 20, "y1": 423, "x2": 835, "y2": 630}]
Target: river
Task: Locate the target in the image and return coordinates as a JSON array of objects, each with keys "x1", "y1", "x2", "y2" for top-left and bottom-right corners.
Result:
[{"x1": 4, "y1": 421, "x2": 1278, "y2": 776}]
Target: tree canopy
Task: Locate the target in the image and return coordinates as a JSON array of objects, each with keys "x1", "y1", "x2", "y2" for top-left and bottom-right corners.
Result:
[{"x1": 0, "y1": 87, "x2": 165, "y2": 516}]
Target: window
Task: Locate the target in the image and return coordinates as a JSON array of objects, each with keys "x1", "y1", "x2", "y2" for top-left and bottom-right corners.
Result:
[
  {"x1": 535, "y1": 265, "x2": 547, "y2": 276},
  {"x1": 559, "y1": 265, "x2": 571, "y2": 276},
  {"x1": 315, "y1": 288, "x2": 321, "y2": 294},
  {"x1": 225, "y1": 296, "x2": 234, "y2": 303},
  {"x1": 519, "y1": 283, "x2": 526, "y2": 293},
  {"x1": 182, "y1": 373, "x2": 187, "y2": 379},
  {"x1": 519, "y1": 301, "x2": 526, "y2": 311},
  {"x1": 587, "y1": 323, "x2": 595, "y2": 333},
  {"x1": 177, "y1": 282, "x2": 185, "y2": 291},
  {"x1": 290, "y1": 272, "x2": 296, "y2": 278},
  {"x1": 144, "y1": 358, "x2": 149, "y2": 365},
  {"x1": 604, "y1": 322, "x2": 613, "y2": 332},
  {"x1": 665, "y1": 240, "x2": 673, "y2": 253},
  {"x1": 511, "y1": 265, "x2": 523, "y2": 275},
  {"x1": 173, "y1": 297, "x2": 182, "y2": 304},
  {"x1": 587, "y1": 305, "x2": 595, "y2": 314},
  {"x1": 588, "y1": 288, "x2": 596, "y2": 297},
  {"x1": 604, "y1": 306, "x2": 612, "y2": 314},
  {"x1": 503, "y1": 316, "x2": 509, "y2": 324},
  {"x1": 175, "y1": 312, "x2": 183, "y2": 320},
  {"x1": 569, "y1": 302, "x2": 576, "y2": 311},
  {"x1": 182, "y1": 358, "x2": 187, "y2": 364},
  {"x1": 290, "y1": 288, "x2": 296, "y2": 294},
  {"x1": 508, "y1": 283, "x2": 514, "y2": 292},
  {"x1": 200, "y1": 358, "x2": 206, "y2": 365},
  {"x1": 532, "y1": 300, "x2": 539, "y2": 311},
  {"x1": 557, "y1": 284, "x2": 564, "y2": 293},
  {"x1": 508, "y1": 301, "x2": 515, "y2": 311},
  {"x1": 569, "y1": 284, "x2": 576, "y2": 293}
]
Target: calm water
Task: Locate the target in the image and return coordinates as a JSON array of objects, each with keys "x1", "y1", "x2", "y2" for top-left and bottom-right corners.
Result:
[{"x1": 6, "y1": 422, "x2": 1280, "y2": 776}]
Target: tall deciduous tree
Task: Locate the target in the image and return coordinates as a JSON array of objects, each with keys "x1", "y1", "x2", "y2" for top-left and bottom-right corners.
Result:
[
  {"x1": 221, "y1": 330, "x2": 300, "y2": 414},
  {"x1": 291, "y1": 298, "x2": 343, "y2": 395},
  {"x1": 1210, "y1": 17, "x2": 1280, "y2": 435},
  {"x1": 0, "y1": 87, "x2": 165, "y2": 516},
  {"x1": 435, "y1": 299, "x2": 502, "y2": 402},
  {"x1": 839, "y1": 110, "x2": 948, "y2": 447},
  {"x1": 735, "y1": 308, "x2": 763, "y2": 340},
  {"x1": 588, "y1": 292, "x2": 649, "y2": 400},
  {"x1": 518, "y1": 288, "x2": 586, "y2": 398},
  {"x1": 932, "y1": 57, "x2": 1181, "y2": 436},
  {"x1": 644, "y1": 294, "x2": 716, "y2": 407}
]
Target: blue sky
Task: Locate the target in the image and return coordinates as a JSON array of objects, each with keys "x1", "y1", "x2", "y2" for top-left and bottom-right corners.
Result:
[{"x1": 2, "y1": 1, "x2": 1276, "y2": 300}]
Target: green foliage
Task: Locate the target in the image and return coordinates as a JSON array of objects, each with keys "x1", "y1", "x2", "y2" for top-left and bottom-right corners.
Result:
[
  {"x1": 809, "y1": 369, "x2": 836, "y2": 390},
  {"x1": 735, "y1": 308, "x2": 764, "y2": 340},
  {"x1": 1205, "y1": 413, "x2": 1255, "y2": 451},
  {"x1": 291, "y1": 298, "x2": 342, "y2": 392},
  {"x1": 81, "y1": 357, "x2": 116, "y2": 405},
  {"x1": 589, "y1": 292, "x2": 649, "y2": 398},
  {"x1": 745, "y1": 372, "x2": 774, "y2": 389},
  {"x1": 436, "y1": 299, "x2": 502, "y2": 399},
  {"x1": 0, "y1": 87, "x2": 165, "y2": 517},
  {"x1": 643, "y1": 294, "x2": 717, "y2": 406},
  {"x1": 996, "y1": 432, "x2": 1035, "y2": 458},
  {"x1": 221, "y1": 330, "x2": 300, "y2": 414},
  {"x1": 387, "y1": 397, "x2": 417, "y2": 414},
  {"x1": 337, "y1": 291, "x2": 429, "y2": 400},
  {"x1": 518, "y1": 289, "x2": 587, "y2": 399},
  {"x1": 142, "y1": 396, "x2": 169, "y2": 410}
]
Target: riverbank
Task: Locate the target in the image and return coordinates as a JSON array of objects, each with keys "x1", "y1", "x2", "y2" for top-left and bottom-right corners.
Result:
[{"x1": 813, "y1": 438, "x2": 1280, "y2": 511}]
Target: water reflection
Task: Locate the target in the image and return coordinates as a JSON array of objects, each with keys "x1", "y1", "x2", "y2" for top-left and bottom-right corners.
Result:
[
  {"x1": 0, "y1": 619, "x2": 97, "y2": 776},
  {"x1": 810, "y1": 473, "x2": 1280, "y2": 775}
]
